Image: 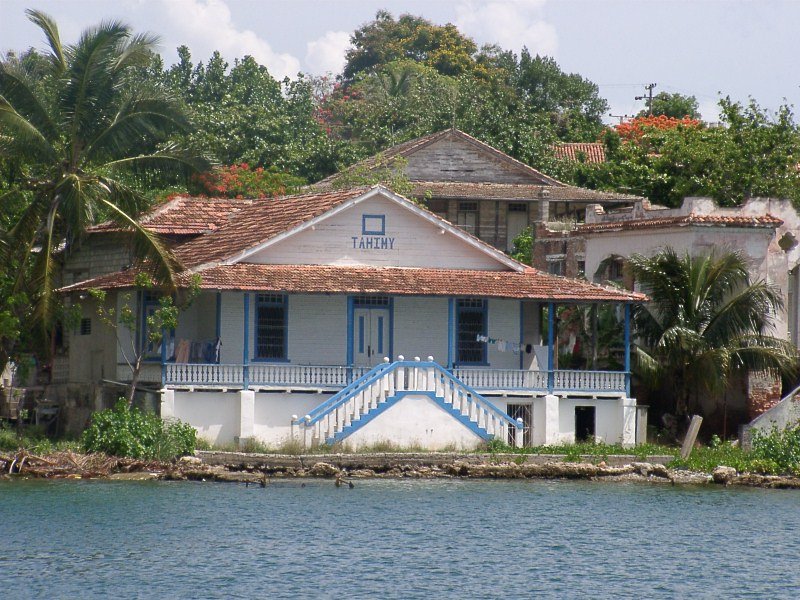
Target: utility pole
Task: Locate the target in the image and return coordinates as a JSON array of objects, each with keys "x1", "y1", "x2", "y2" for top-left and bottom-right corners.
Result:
[
  {"x1": 635, "y1": 83, "x2": 657, "y2": 116},
  {"x1": 608, "y1": 113, "x2": 630, "y2": 125}
]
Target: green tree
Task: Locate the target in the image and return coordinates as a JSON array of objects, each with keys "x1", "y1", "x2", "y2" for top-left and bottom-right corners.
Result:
[
  {"x1": 343, "y1": 11, "x2": 480, "y2": 81},
  {"x1": 89, "y1": 272, "x2": 201, "y2": 404},
  {"x1": 0, "y1": 11, "x2": 207, "y2": 364},
  {"x1": 628, "y1": 248, "x2": 796, "y2": 418},
  {"x1": 556, "y1": 98, "x2": 800, "y2": 207},
  {"x1": 638, "y1": 91, "x2": 700, "y2": 119},
  {"x1": 516, "y1": 50, "x2": 608, "y2": 141}
]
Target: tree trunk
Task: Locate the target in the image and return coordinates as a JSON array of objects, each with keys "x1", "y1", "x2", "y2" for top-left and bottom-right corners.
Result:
[{"x1": 127, "y1": 354, "x2": 142, "y2": 407}]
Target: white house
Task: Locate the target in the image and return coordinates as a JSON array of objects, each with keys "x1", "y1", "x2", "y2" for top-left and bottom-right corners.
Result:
[{"x1": 60, "y1": 186, "x2": 645, "y2": 450}]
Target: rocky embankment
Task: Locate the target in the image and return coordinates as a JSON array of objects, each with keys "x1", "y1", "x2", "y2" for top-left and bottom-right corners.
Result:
[{"x1": 3, "y1": 449, "x2": 799, "y2": 489}]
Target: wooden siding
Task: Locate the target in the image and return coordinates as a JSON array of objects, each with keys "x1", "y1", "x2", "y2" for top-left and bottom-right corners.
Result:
[
  {"x1": 246, "y1": 195, "x2": 506, "y2": 271},
  {"x1": 405, "y1": 136, "x2": 547, "y2": 184},
  {"x1": 219, "y1": 292, "x2": 245, "y2": 364},
  {"x1": 486, "y1": 299, "x2": 523, "y2": 370},
  {"x1": 392, "y1": 297, "x2": 449, "y2": 361},
  {"x1": 285, "y1": 295, "x2": 347, "y2": 365}
]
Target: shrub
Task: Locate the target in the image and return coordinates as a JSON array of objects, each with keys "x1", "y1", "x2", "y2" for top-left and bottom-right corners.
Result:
[
  {"x1": 82, "y1": 400, "x2": 196, "y2": 461},
  {"x1": 750, "y1": 425, "x2": 800, "y2": 475}
]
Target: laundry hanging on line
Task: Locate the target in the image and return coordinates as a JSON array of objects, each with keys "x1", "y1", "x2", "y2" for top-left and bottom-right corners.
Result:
[{"x1": 476, "y1": 334, "x2": 530, "y2": 354}]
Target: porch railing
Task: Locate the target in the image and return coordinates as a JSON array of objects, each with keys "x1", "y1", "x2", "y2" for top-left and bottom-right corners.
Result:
[{"x1": 164, "y1": 362, "x2": 628, "y2": 394}]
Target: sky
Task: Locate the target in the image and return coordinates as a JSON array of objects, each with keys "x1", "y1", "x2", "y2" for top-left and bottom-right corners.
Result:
[{"x1": 2, "y1": 0, "x2": 799, "y2": 124}]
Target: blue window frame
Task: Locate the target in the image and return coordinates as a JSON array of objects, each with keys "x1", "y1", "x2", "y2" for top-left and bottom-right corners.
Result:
[
  {"x1": 456, "y1": 298, "x2": 487, "y2": 365},
  {"x1": 255, "y1": 294, "x2": 288, "y2": 360}
]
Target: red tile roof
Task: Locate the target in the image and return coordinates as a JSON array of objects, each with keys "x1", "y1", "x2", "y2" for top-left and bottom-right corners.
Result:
[
  {"x1": 578, "y1": 213, "x2": 783, "y2": 233},
  {"x1": 411, "y1": 181, "x2": 640, "y2": 202},
  {"x1": 87, "y1": 196, "x2": 255, "y2": 235},
  {"x1": 174, "y1": 187, "x2": 370, "y2": 268},
  {"x1": 553, "y1": 143, "x2": 607, "y2": 164},
  {"x1": 59, "y1": 264, "x2": 646, "y2": 303}
]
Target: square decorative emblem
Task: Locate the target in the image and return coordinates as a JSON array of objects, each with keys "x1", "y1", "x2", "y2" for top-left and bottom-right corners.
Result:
[{"x1": 362, "y1": 214, "x2": 386, "y2": 236}]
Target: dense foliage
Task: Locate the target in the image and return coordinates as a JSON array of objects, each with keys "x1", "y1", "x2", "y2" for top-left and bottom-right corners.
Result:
[
  {"x1": 556, "y1": 99, "x2": 800, "y2": 206},
  {"x1": 628, "y1": 248, "x2": 797, "y2": 418},
  {"x1": 191, "y1": 163, "x2": 304, "y2": 198},
  {"x1": 82, "y1": 400, "x2": 196, "y2": 460},
  {"x1": 0, "y1": 11, "x2": 207, "y2": 367}
]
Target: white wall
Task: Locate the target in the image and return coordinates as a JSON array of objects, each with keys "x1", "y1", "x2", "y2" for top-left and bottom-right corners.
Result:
[
  {"x1": 557, "y1": 397, "x2": 624, "y2": 445},
  {"x1": 173, "y1": 390, "x2": 240, "y2": 444},
  {"x1": 246, "y1": 194, "x2": 506, "y2": 270},
  {"x1": 169, "y1": 389, "x2": 636, "y2": 448},
  {"x1": 345, "y1": 393, "x2": 484, "y2": 450}
]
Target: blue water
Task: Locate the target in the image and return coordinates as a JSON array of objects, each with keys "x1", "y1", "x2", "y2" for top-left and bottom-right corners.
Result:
[{"x1": 1, "y1": 478, "x2": 799, "y2": 599}]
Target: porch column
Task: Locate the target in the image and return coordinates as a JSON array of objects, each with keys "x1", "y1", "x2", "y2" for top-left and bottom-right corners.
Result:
[
  {"x1": 620, "y1": 396, "x2": 636, "y2": 448},
  {"x1": 346, "y1": 296, "x2": 354, "y2": 383},
  {"x1": 238, "y1": 389, "x2": 255, "y2": 449},
  {"x1": 160, "y1": 324, "x2": 167, "y2": 387},
  {"x1": 447, "y1": 297, "x2": 455, "y2": 369},
  {"x1": 547, "y1": 302, "x2": 555, "y2": 392},
  {"x1": 624, "y1": 303, "x2": 631, "y2": 397},
  {"x1": 243, "y1": 292, "x2": 250, "y2": 390},
  {"x1": 532, "y1": 394, "x2": 559, "y2": 446},
  {"x1": 160, "y1": 388, "x2": 175, "y2": 419}
]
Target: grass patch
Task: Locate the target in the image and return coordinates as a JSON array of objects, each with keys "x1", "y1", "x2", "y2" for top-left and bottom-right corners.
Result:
[{"x1": 0, "y1": 422, "x2": 81, "y2": 455}]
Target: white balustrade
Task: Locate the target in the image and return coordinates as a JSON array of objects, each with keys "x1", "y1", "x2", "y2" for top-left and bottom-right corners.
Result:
[{"x1": 166, "y1": 362, "x2": 626, "y2": 396}]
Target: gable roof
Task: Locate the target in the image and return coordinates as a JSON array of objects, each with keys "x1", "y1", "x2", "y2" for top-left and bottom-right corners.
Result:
[
  {"x1": 313, "y1": 128, "x2": 564, "y2": 188},
  {"x1": 174, "y1": 185, "x2": 523, "y2": 272},
  {"x1": 87, "y1": 196, "x2": 254, "y2": 236},
  {"x1": 59, "y1": 263, "x2": 646, "y2": 303},
  {"x1": 553, "y1": 143, "x2": 607, "y2": 164}
]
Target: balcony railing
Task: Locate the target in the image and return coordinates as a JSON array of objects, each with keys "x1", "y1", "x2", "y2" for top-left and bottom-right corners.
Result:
[{"x1": 163, "y1": 363, "x2": 628, "y2": 395}]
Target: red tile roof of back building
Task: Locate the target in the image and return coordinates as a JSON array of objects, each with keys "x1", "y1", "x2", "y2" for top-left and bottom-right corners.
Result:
[
  {"x1": 59, "y1": 264, "x2": 646, "y2": 303},
  {"x1": 578, "y1": 213, "x2": 783, "y2": 233},
  {"x1": 553, "y1": 143, "x2": 607, "y2": 164},
  {"x1": 173, "y1": 187, "x2": 370, "y2": 268},
  {"x1": 87, "y1": 196, "x2": 255, "y2": 235}
]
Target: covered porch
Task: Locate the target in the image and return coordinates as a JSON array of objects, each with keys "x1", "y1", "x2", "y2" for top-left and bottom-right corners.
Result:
[{"x1": 157, "y1": 290, "x2": 633, "y2": 398}]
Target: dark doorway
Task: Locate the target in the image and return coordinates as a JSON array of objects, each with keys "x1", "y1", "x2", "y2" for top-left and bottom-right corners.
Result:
[{"x1": 575, "y1": 406, "x2": 596, "y2": 442}]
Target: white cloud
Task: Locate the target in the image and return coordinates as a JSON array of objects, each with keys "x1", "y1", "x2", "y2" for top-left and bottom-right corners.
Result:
[
  {"x1": 455, "y1": 0, "x2": 558, "y2": 57},
  {"x1": 157, "y1": 0, "x2": 300, "y2": 79},
  {"x1": 305, "y1": 30, "x2": 350, "y2": 75}
]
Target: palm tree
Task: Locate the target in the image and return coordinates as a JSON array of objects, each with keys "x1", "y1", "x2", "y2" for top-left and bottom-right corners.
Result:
[
  {"x1": 628, "y1": 248, "x2": 797, "y2": 418},
  {"x1": 0, "y1": 10, "x2": 207, "y2": 358}
]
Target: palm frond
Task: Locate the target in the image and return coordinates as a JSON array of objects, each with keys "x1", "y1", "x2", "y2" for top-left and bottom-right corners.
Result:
[
  {"x1": 114, "y1": 32, "x2": 160, "y2": 71},
  {"x1": 84, "y1": 92, "x2": 190, "y2": 161},
  {"x1": 25, "y1": 9, "x2": 67, "y2": 74},
  {"x1": 0, "y1": 62, "x2": 59, "y2": 142},
  {"x1": 0, "y1": 95, "x2": 58, "y2": 162},
  {"x1": 101, "y1": 142, "x2": 212, "y2": 175},
  {"x1": 96, "y1": 189, "x2": 181, "y2": 290}
]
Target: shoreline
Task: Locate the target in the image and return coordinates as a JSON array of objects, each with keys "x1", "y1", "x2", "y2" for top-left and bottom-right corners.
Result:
[{"x1": 3, "y1": 450, "x2": 800, "y2": 489}]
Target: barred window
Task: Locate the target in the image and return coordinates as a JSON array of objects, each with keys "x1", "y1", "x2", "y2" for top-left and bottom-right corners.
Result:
[
  {"x1": 256, "y1": 294, "x2": 287, "y2": 360},
  {"x1": 456, "y1": 298, "x2": 487, "y2": 365}
]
